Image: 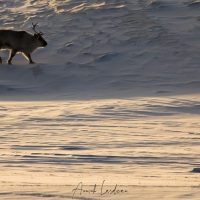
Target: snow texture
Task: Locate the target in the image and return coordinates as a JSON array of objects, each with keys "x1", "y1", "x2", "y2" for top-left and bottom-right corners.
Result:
[{"x1": 0, "y1": 0, "x2": 200, "y2": 199}]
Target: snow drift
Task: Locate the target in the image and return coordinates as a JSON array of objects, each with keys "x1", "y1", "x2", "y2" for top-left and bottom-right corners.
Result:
[{"x1": 1, "y1": 1, "x2": 200, "y2": 200}]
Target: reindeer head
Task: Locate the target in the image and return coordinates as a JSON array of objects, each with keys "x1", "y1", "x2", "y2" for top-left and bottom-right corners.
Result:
[{"x1": 32, "y1": 23, "x2": 47, "y2": 47}]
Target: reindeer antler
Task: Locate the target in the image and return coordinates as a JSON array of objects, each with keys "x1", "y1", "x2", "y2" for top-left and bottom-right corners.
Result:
[{"x1": 32, "y1": 23, "x2": 43, "y2": 35}]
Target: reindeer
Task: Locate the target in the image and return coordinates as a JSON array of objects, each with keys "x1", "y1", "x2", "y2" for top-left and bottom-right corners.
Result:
[{"x1": 0, "y1": 23, "x2": 47, "y2": 64}]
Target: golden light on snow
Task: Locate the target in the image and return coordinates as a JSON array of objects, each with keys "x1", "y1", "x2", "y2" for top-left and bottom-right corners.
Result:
[
  {"x1": 1, "y1": 0, "x2": 200, "y2": 199},
  {"x1": 48, "y1": 0, "x2": 124, "y2": 13},
  {"x1": 1, "y1": 95, "x2": 200, "y2": 199}
]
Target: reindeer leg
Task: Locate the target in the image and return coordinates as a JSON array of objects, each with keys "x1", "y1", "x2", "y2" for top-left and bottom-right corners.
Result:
[
  {"x1": 24, "y1": 53, "x2": 35, "y2": 64},
  {"x1": 8, "y1": 49, "x2": 17, "y2": 64}
]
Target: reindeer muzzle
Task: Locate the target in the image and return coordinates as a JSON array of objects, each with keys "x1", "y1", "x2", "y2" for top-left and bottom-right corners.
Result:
[{"x1": 43, "y1": 41, "x2": 47, "y2": 47}]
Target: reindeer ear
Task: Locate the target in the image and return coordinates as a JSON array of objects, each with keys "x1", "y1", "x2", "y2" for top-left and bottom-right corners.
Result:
[{"x1": 34, "y1": 33, "x2": 37, "y2": 38}]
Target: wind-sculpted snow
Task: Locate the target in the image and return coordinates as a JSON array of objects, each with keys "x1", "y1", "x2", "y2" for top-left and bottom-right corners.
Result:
[
  {"x1": 0, "y1": 0, "x2": 200, "y2": 99},
  {"x1": 1, "y1": 1, "x2": 200, "y2": 200},
  {"x1": 1, "y1": 96, "x2": 200, "y2": 199}
]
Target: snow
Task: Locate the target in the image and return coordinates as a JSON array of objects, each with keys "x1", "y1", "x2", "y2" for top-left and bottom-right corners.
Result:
[{"x1": 0, "y1": 0, "x2": 200, "y2": 199}]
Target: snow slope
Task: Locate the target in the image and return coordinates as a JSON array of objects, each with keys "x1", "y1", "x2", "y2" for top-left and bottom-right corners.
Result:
[
  {"x1": 0, "y1": 0, "x2": 200, "y2": 100},
  {"x1": 1, "y1": 0, "x2": 200, "y2": 200}
]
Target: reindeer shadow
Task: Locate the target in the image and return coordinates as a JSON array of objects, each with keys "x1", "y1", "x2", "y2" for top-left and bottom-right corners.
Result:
[{"x1": 31, "y1": 65, "x2": 44, "y2": 77}]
